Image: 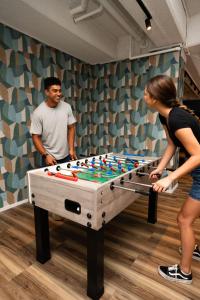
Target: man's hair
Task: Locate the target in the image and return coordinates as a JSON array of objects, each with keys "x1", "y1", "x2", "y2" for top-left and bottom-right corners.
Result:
[{"x1": 44, "y1": 77, "x2": 61, "y2": 90}]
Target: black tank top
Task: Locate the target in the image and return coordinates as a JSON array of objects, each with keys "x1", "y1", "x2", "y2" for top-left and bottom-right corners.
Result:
[{"x1": 159, "y1": 107, "x2": 200, "y2": 156}]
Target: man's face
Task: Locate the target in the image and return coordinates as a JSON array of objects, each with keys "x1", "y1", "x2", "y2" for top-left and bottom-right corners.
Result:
[{"x1": 45, "y1": 84, "x2": 62, "y2": 105}]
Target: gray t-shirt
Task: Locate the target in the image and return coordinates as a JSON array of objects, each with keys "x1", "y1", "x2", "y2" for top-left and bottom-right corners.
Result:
[{"x1": 30, "y1": 100, "x2": 76, "y2": 160}]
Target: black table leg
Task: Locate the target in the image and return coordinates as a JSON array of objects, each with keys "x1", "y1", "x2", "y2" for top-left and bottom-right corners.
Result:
[
  {"x1": 34, "y1": 205, "x2": 51, "y2": 263},
  {"x1": 87, "y1": 227, "x2": 104, "y2": 300},
  {"x1": 148, "y1": 188, "x2": 158, "y2": 224}
]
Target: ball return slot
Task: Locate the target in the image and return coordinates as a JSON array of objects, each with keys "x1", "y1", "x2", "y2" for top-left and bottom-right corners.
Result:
[{"x1": 65, "y1": 199, "x2": 81, "y2": 215}]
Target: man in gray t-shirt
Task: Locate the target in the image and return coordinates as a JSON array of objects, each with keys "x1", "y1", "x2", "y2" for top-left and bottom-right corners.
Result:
[{"x1": 30, "y1": 77, "x2": 76, "y2": 166}]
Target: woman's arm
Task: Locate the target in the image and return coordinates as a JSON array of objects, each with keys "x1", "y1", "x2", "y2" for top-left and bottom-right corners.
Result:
[
  {"x1": 156, "y1": 125, "x2": 177, "y2": 171},
  {"x1": 149, "y1": 125, "x2": 176, "y2": 178},
  {"x1": 169, "y1": 128, "x2": 200, "y2": 181},
  {"x1": 153, "y1": 128, "x2": 200, "y2": 192}
]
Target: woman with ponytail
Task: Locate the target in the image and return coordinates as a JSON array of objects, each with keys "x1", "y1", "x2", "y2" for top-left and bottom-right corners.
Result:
[{"x1": 144, "y1": 74, "x2": 200, "y2": 284}]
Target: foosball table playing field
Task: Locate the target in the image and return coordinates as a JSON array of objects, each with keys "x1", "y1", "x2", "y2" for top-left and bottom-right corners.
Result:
[{"x1": 27, "y1": 152, "x2": 178, "y2": 300}]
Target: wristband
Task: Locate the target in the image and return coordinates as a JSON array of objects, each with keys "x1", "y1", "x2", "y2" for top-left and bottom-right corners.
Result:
[{"x1": 42, "y1": 153, "x2": 49, "y2": 159}]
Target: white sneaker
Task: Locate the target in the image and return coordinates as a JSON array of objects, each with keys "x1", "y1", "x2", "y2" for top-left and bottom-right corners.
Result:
[{"x1": 158, "y1": 264, "x2": 192, "y2": 284}]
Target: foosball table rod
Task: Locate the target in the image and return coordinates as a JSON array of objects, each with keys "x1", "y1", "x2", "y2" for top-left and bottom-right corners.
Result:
[
  {"x1": 120, "y1": 179, "x2": 152, "y2": 188},
  {"x1": 110, "y1": 181, "x2": 158, "y2": 224},
  {"x1": 110, "y1": 182, "x2": 150, "y2": 196}
]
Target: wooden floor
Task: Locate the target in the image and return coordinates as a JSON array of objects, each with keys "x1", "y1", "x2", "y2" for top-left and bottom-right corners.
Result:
[{"x1": 0, "y1": 175, "x2": 200, "y2": 300}]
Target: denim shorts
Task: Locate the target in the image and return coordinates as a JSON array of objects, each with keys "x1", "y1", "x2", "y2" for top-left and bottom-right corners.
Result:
[{"x1": 189, "y1": 167, "x2": 200, "y2": 201}]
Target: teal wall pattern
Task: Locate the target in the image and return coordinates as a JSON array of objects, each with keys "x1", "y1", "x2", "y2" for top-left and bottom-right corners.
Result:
[
  {"x1": 0, "y1": 23, "x2": 185, "y2": 209},
  {"x1": 0, "y1": 23, "x2": 90, "y2": 208},
  {"x1": 89, "y1": 52, "x2": 184, "y2": 155}
]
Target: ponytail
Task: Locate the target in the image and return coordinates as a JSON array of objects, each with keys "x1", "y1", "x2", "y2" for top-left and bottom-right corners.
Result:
[{"x1": 170, "y1": 99, "x2": 200, "y2": 122}]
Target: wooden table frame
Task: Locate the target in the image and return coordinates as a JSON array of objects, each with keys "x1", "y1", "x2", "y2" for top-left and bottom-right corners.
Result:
[{"x1": 33, "y1": 187, "x2": 157, "y2": 300}]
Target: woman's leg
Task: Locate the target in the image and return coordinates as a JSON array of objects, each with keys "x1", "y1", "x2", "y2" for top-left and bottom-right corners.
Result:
[{"x1": 177, "y1": 196, "x2": 200, "y2": 273}]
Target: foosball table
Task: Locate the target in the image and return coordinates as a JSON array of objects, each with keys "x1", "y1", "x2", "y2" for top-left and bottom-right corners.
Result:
[{"x1": 27, "y1": 152, "x2": 177, "y2": 299}]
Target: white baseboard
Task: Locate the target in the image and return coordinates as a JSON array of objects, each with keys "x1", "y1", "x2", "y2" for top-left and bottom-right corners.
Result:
[{"x1": 0, "y1": 199, "x2": 28, "y2": 212}]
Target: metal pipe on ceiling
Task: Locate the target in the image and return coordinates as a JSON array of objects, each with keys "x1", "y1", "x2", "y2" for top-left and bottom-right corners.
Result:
[
  {"x1": 97, "y1": 0, "x2": 142, "y2": 43},
  {"x1": 69, "y1": 0, "x2": 89, "y2": 15},
  {"x1": 73, "y1": 4, "x2": 103, "y2": 23}
]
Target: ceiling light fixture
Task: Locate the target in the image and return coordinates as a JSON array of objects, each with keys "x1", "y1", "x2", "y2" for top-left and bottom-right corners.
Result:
[
  {"x1": 136, "y1": 0, "x2": 152, "y2": 31},
  {"x1": 145, "y1": 17, "x2": 152, "y2": 31}
]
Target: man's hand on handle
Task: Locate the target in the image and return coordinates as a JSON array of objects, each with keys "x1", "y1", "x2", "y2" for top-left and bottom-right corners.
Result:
[
  {"x1": 45, "y1": 154, "x2": 57, "y2": 165},
  {"x1": 69, "y1": 149, "x2": 77, "y2": 160}
]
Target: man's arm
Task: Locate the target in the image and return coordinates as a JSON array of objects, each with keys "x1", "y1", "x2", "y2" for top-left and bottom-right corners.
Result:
[
  {"x1": 32, "y1": 134, "x2": 57, "y2": 165},
  {"x1": 67, "y1": 123, "x2": 77, "y2": 160}
]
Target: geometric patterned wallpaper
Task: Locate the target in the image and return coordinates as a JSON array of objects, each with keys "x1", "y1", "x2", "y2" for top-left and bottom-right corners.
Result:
[
  {"x1": 89, "y1": 54, "x2": 182, "y2": 155},
  {"x1": 0, "y1": 23, "x2": 88, "y2": 208},
  {"x1": 0, "y1": 23, "x2": 184, "y2": 209}
]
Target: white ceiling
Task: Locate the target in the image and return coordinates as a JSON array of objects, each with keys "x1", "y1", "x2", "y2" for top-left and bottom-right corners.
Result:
[
  {"x1": 0, "y1": 0, "x2": 200, "y2": 89},
  {"x1": 184, "y1": 0, "x2": 200, "y2": 16}
]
